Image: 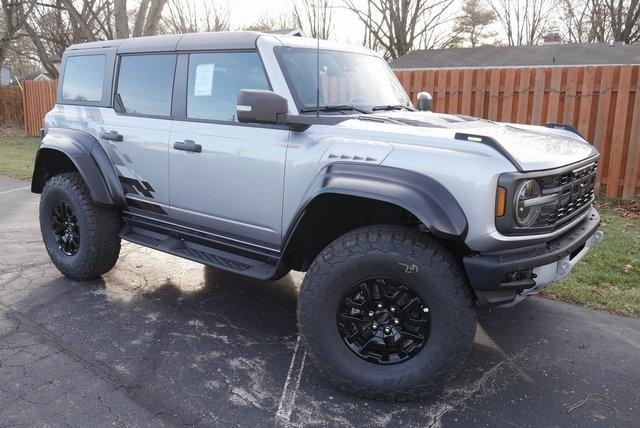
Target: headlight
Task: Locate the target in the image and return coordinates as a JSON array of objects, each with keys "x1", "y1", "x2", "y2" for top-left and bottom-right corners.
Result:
[{"x1": 515, "y1": 180, "x2": 541, "y2": 226}]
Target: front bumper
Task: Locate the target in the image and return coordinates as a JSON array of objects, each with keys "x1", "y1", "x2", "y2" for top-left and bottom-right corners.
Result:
[{"x1": 464, "y1": 207, "x2": 603, "y2": 306}]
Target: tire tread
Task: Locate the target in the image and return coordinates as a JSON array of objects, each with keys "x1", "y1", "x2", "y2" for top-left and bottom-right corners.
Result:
[{"x1": 298, "y1": 225, "x2": 476, "y2": 401}]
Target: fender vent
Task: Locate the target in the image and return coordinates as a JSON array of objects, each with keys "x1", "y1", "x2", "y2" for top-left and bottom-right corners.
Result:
[{"x1": 327, "y1": 153, "x2": 377, "y2": 162}]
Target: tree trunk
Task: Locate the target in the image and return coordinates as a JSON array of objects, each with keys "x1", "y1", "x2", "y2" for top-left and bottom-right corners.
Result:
[
  {"x1": 22, "y1": 20, "x2": 59, "y2": 78},
  {"x1": 60, "y1": 0, "x2": 96, "y2": 41},
  {"x1": 143, "y1": 0, "x2": 168, "y2": 36},
  {"x1": 0, "y1": 46, "x2": 7, "y2": 70},
  {"x1": 113, "y1": 0, "x2": 129, "y2": 39},
  {"x1": 132, "y1": 0, "x2": 150, "y2": 37}
]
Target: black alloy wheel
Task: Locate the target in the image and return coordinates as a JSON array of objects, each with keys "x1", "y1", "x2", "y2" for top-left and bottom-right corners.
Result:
[
  {"x1": 50, "y1": 201, "x2": 80, "y2": 256},
  {"x1": 337, "y1": 277, "x2": 431, "y2": 365}
]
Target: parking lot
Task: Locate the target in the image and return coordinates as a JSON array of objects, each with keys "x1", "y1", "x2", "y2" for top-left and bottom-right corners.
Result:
[{"x1": 1, "y1": 174, "x2": 639, "y2": 427}]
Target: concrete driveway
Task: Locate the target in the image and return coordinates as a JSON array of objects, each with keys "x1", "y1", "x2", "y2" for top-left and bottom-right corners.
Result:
[{"x1": 1, "y1": 174, "x2": 639, "y2": 427}]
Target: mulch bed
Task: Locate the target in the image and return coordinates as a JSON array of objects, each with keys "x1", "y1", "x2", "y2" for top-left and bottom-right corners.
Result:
[
  {"x1": 0, "y1": 125, "x2": 26, "y2": 138},
  {"x1": 596, "y1": 197, "x2": 640, "y2": 220}
]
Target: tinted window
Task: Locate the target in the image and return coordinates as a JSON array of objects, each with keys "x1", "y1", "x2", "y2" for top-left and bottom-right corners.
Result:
[
  {"x1": 276, "y1": 47, "x2": 411, "y2": 112},
  {"x1": 117, "y1": 54, "x2": 176, "y2": 116},
  {"x1": 187, "y1": 52, "x2": 269, "y2": 121},
  {"x1": 61, "y1": 55, "x2": 106, "y2": 102}
]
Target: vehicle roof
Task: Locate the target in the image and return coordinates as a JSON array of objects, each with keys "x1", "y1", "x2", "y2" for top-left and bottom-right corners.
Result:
[{"x1": 66, "y1": 31, "x2": 377, "y2": 56}]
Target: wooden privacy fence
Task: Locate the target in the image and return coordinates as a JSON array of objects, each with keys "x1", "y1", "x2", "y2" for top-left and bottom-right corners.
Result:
[
  {"x1": 395, "y1": 66, "x2": 640, "y2": 199},
  {"x1": 0, "y1": 86, "x2": 23, "y2": 125},
  {"x1": 22, "y1": 80, "x2": 57, "y2": 137}
]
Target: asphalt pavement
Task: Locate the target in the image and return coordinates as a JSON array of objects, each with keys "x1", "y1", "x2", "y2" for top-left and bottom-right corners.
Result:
[{"x1": 1, "y1": 174, "x2": 639, "y2": 427}]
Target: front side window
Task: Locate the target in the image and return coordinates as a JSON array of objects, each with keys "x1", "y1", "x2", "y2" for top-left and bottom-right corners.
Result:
[
  {"x1": 275, "y1": 47, "x2": 412, "y2": 113},
  {"x1": 187, "y1": 52, "x2": 270, "y2": 121},
  {"x1": 61, "y1": 55, "x2": 106, "y2": 102},
  {"x1": 116, "y1": 54, "x2": 176, "y2": 116}
]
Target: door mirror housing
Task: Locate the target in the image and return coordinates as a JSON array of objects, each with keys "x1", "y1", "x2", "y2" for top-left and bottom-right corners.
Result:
[
  {"x1": 237, "y1": 89, "x2": 289, "y2": 125},
  {"x1": 416, "y1": 91, "x2": 432, "y2": 111}
]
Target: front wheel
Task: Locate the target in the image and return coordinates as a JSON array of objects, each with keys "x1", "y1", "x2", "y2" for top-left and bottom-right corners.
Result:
[
  {"x1": 40, "y1": 172, "x2": 121, "y2": 280},
  {"x1": 297, "y1": 225, "x2": 476, "y2": 401}
]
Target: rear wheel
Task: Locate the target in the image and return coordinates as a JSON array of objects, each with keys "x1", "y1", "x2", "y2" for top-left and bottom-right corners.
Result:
[
  {"x1": 40, "y1": 172, "x2": 121, "y2": 280},
  {"x1": 298, "y1": 225, "x2": 476, "y2": 401}
]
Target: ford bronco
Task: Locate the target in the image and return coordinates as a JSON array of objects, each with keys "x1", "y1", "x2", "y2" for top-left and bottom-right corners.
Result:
[{"x1": 32, "y1": 31, "x2": 603, "y2": 400}]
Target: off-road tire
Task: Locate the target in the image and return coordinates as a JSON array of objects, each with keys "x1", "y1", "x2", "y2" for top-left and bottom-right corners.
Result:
[
  {"x1": 298, "y1": 225, "x2": 476, "y2": 401},
  {"x1": 40, "y1": 172, "x2": 121, "y2": 280}
]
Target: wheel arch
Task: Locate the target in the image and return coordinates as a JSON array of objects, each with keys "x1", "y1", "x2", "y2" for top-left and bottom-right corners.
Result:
[
  {"x1": 32, "y1": 128, "x2": 126, "y2": 208},
  {"x1": 280, "y1": 163, "x2": 468, "y2": 271}
]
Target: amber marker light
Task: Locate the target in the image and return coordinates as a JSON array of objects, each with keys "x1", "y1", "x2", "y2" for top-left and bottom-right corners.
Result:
[{"x1": 495, "y1": 187, "x2": 507, "y2": 218}]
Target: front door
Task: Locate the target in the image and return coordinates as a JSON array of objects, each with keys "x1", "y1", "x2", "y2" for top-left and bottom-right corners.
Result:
[{"x1": 169, "y1": 51, "x2": 288, "y2": 248}]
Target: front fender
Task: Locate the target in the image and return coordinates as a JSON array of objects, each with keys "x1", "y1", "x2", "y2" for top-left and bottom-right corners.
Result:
[
  {"x1": 31, "y1": 128, "x2": 126, "y2": 208},
  {"x1": 293, "y1": 163, "x2": 468, "y2": 241}
]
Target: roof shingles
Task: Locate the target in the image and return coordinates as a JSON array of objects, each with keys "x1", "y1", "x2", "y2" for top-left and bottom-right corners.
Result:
[{"x1": 389, "y1": 43, "x2": 640, "y2": 69}]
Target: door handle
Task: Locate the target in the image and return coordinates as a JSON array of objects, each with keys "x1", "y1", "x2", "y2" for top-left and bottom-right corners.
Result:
[
  {"x1": 174, "y1": 139, "x2": 202, "y2": 153},
  {"x1": 100, "y1": 131, "x2": 123, "y2": 142}
]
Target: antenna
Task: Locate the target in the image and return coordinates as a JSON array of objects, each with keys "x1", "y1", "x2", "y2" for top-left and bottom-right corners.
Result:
[{"x1": 316, "y1": 0, "x2": 320, "y2": 118}]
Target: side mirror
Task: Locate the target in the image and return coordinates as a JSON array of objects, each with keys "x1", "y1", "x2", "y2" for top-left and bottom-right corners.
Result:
[
  {"x1": 416, "y1": 92, "x2": 432, "y2": 112},
  {"x1": 237, "y1": 89, "x2": 288, "y2": 125}
]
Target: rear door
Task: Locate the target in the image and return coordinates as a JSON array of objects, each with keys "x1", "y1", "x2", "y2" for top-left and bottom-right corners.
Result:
[
  {"x1": 168, "y1": 51, "x2": 289, "y2": 248},
  {"x1": 105, "y1": 53, "x2": 177, "y2": 217}
]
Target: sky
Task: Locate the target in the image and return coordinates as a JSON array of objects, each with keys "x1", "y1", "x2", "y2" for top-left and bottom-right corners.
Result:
[{"x1": 215, "y1": 0, "x2": 369, "y2": 44}]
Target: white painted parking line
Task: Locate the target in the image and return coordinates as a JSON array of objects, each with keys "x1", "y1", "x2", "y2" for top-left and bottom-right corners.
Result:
[
  {"x1": 276, "y1": 336, "x2": 307, "y2": 424},
  {"x1": 0, "y1": 186, "x2": 30, "y2": 196}
]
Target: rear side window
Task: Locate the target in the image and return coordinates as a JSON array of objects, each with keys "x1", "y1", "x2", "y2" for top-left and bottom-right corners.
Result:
[
  {"x1": 116, "y1": 54, "x2": 176, "y2": 117},
  {"x1": 187, "y1": 52, "x2": 269, "y2": 121},
  {"x1": 61, "y1": 55, "x2": 106, "y2": 102}
]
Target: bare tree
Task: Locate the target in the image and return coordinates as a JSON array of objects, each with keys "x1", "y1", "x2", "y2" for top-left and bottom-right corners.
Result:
[
  {"x1": 293, "y1": 0, "x2": 333, "y2": 39},
  {"x1": 557, "y1": 0, "x2": 593, "y2": 42},
  {"x1": 10, "y1": 0, "x2": 171, "y2": 78},
  {"x1": 453, "y1": 0, "x2": 497, "y2": 46},
  {"x1": 1, "y1": 0, "x2": 31, "y2": 68},
  {"x1": 604, "y1": 0, "x2": 640, "y2": 43},
  {"x1": 589, "y1": 0, "x2": 610, "y2": 41},
  {"x1": 162, "y1": 0, "x2": 229, "y2": 34},
  {"x1": 242, "y1": 12, "x2": 297, "y2": 32},
  {"x1": 554, "y1": 0, "x2": 640, "y2": 44},
  {"x1": 343, "y1": 0, "x2": 457, "y2": 60},
  {"x1": 490, "y1": 0, "x2": 555, "y2": 46}
]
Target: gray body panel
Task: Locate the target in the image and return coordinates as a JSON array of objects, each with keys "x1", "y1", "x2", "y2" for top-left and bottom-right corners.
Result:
[
  {"x1": 43, "y1": 106, "x2": 172, "y2": 217},
  {"x1": 44, "y1": 31, "x2": 601, "y2": 257},
  {"x1": 169, "y1": 121, "x2": 288, "y2": 247}
]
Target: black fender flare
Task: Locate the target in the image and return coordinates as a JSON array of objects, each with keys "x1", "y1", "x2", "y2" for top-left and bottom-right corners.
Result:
[
  {"x1": 285, "y1": 163, "x2": 468, "y2": 243},
  {"x1": 31, "y1": 128, "x2": 126, "y2": 208}
]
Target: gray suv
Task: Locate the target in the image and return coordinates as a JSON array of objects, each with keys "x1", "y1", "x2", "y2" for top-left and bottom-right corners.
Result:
[{"x1": 32, "y1": 31, "x2": 603, "y2": 400}]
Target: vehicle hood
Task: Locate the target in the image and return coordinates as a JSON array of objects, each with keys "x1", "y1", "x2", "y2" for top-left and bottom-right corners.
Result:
[{"x1": 338, "y1": 111, "x2": 598, "y2": 171}]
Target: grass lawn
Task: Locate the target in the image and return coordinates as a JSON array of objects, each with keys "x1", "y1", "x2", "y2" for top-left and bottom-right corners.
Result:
[
  {"x1": 0, "y1": 135, "x2": 40, "y2": 180},
  {"x1": 544, "y1": 201, "x2": 640, "y2": 316}
]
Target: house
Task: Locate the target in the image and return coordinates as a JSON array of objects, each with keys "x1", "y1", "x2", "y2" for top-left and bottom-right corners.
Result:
[
  {"x1": 0, "y1": 66, "x2": 11, "y2": 86},
  {"x1": 389, "y1": 42, "x2": 640, "y2": 69},
  {"x1": 20, "y1": 71, "x2": 53, "y2": 82}
]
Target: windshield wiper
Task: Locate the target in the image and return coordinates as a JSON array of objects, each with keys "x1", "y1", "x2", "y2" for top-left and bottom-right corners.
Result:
[
  {"x1": 300, "y1": 105, "x2": 370, "y2": 114},
  {"x1": 371, "y1": 104, "x2": 415, "y2": 112}
]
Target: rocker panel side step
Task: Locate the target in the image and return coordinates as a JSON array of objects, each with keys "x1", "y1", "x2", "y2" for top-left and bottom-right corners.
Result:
[{"x1": 120, "y1": 224, "x2": 279, "y2": 280}]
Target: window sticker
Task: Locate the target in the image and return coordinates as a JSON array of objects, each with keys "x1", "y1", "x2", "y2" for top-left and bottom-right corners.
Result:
[{"x1": 194, "y1": 63, "x2": 214, "y2": 97}]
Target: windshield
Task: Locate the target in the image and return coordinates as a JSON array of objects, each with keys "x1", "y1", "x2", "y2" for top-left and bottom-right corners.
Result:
[{"x1": 275, "y1": 47, "x2": 412, "y2": 114}]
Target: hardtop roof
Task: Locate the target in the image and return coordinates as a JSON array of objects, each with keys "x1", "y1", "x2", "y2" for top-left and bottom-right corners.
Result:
[
  {"x1": 67, "y1": 31, "x2": 262, "y2": 53},
  {"x1": 66, "y1": 31, "x2": 375, "y2": 56}
]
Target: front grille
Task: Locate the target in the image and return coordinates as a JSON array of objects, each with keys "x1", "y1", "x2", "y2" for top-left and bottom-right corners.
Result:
[{"x1": 535, "y1": 161, "x2": 597, "y2": 228}]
